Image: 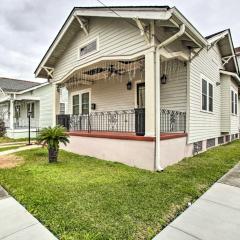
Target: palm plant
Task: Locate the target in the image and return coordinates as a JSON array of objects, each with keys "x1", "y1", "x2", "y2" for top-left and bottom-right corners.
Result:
[{"x1": 37, "y1": 125, "x2": 69, "y2": 163}]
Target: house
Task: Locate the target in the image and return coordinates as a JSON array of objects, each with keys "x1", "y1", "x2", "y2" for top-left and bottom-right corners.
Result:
[
  {"x1": 0, "y1": 77, "x2": 55, "y2": 138},
  {"x1": 35, "y1": 6, "x2": 240, "y2": 171}
]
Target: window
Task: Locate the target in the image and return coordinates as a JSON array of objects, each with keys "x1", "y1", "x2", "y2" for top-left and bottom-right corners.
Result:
[
  {"x1": 14, "y1": 105, "x2": 21, "y2": 118},
  {"x1": 231, "y1": 90, "x2": 238, "y2": 115},
  {"x1": 201, "y1": 78, "x2": 213, "y2": 112},
  {"x1": 79, "y1": 39, "x2": 97, "y2": 58},
  {"x1": 27, "y1": 103, "x2": 34, "y2": 118},
  {"x1": 202, "y1": 79, "x2": 207, "y2": 111},
  {"x1": 72, "y1": 95, "x2": 79, "y2": 115},
  {"x1": 235, "y1": 93, "x2": 238, "y2": 114},
  {"x1": 60, "y1": 103, "x2": 65, "y2": 114},
  {"x1": 81, "y1": 92, "x2": 89, "y2": 115}
]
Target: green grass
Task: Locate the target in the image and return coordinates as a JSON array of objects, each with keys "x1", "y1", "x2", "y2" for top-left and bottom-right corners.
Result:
[
  {"x1": 0, "y1": 145, "x2": 23, "y2": 152},
  {"x1": 0, "y1": 141, "x2": 240, "y2": 240},
  {"x1": 0, "y1": 137, "x2": 29, "y2": 144}
]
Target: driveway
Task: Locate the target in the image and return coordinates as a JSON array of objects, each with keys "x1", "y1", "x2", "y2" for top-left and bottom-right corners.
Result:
[{"x1": 154, "y1": 164, "x2": 240, "y2": 240}]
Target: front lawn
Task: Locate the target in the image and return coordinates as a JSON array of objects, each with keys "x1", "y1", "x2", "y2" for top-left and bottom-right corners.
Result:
[
  {"x1": 0, "y1": 137, "x2": 29, "y2": 143},
  {"x1": 0, "y1": 145, "x2": 23, "y2": 152},
  {"x1": 0, "y1": 141, "x2": 240, "y2": 239}
]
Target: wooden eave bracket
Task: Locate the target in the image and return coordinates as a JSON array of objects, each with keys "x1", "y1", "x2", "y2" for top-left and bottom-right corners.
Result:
[
  {"x1": 74, "y1": 15, "x2": 89, "y2": 36},
  {"x1": 42, "y1": 66, "x2": 54, "y2": 79},
  {"x1": 133, "y1": 18, "x2": 150, "y2": 43},
  {"x1": 222, "y1": 55, "x2": 235, "y2": 66}
]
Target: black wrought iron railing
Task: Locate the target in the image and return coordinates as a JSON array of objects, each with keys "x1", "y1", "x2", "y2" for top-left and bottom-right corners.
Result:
[
  {"x1": 56, "y1": 108, "x2": 186, "y2": 135},
  {"x1": 56, "y1": 108, "x2": 145, "y2": 136},
  {"x1": 160, "y1": 109, "x2": 186, "y2": 133}
]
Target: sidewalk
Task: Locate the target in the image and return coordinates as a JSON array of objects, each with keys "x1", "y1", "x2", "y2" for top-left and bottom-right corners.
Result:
[
  {"x1": 0, "y1": 144, "x2": 41, "y2": 156},
  {"x1": 0, "y1": 186, "x2": 57, "y2": 240},
  {"x1": 154, "y1": 164, "x2": 240, "y2": 240}
]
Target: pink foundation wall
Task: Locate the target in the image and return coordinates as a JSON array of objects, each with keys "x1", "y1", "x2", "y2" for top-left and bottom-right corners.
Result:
[{"x1": 61, "y1": 136, "x2": 155, "y2": 171}]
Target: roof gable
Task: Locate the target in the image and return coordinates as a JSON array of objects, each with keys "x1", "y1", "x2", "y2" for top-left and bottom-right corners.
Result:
[
  {"x1": 35, "y1": 6, "x2": 208, "y2": 79},
  {"x1": 207, "y1": 29, "x2": 239, "y2": 74}
]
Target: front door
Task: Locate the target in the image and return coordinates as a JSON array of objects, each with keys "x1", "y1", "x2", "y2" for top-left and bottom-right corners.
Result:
[
  {"x1": 136, "y1": 83, "x2": 145, "y2": 108},
  {"x1": 135, "y1": 82, "x2": 145, "y2": 136}
]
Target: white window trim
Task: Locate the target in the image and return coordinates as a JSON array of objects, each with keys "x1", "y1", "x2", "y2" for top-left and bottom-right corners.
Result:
[
  {"x1": 70, "y1": 89, "x2": 91, "y2": 115},
  {"x1": 78, "y1": 37, "x2": 99, "y2": 60},
  {"x1": 200, "y1": 74, "x2": 214, "y2": 114},
  {"x1": 230, "y1": 87, "x2": 238, "y2": 116}
]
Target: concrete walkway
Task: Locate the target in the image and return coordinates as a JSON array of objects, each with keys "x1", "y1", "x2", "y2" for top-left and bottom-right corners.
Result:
[
  {"x1": 0, "y1": 144, "x2": 41, "y2": 156},
  {"x1": 154, "y1": 164, "x2": 240, "y2": 240},
  {"x1": 0, "y1": 186, "x2": 57, "y2": 240}
]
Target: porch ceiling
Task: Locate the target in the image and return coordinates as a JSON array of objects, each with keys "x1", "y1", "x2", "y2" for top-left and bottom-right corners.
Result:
[{"x1": 62, "y1": 57, "x2": 145, "y2": 88}]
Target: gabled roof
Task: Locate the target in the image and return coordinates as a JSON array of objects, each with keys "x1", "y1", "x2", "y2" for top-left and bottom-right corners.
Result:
[
  {"x1": 0, "y1": 77, "x2": 41, "y2": 93},
  {"x1": 206, "y1": 30, "x2": 227, "y2": 39},
  {"x1": 35, "y1": 6, "x2": 208, "y2": 78},
  {"x1": 207, "y1": 29, "x2": 239, "y2": 74}
]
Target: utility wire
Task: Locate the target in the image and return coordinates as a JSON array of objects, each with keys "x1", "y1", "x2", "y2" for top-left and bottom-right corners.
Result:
[{"x1": 95, "y1": 0, "x2": 153, "y2": 37}]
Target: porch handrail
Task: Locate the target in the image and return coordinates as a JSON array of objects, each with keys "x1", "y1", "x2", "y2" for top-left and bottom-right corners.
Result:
[
  {"x1": 160, "y1": 108, "x2": 186, "y2": 133},
  {"x1": 56, "y1": 108, "x2": 186, "y2": 134}
]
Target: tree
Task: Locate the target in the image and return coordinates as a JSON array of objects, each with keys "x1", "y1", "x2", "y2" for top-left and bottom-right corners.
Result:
[{"x1": 37, "y1": 125, "x2": 70, "y2": 163}]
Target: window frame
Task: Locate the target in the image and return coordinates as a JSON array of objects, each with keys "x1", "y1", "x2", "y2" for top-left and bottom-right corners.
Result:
[
  {"x1": 78, "y1": 37, "x2": 99, "y2": 60},
  {"x1": 60, "y1": 103, "x2": 65, "y2": 115},
  {"x1": 72, "y1": 95, "x2": 80, "y2": 115},
  {"x1": 71, "y1": 89, "x2": 91, "y2": 115},
  {"x1": 231, "y1": 88, "x2": 238, "y2": 116},
  {"x1": 200, "y1": 75, "x2": 214, "y2": 113}
]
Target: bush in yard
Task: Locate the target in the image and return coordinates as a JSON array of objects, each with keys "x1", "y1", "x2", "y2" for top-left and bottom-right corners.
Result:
[
  {"x1": 0, "y1": 119, "x2": 6, "y2": 137},
  {"x1": 37, "y1": 125, "x2": 69, "y2": 163}
]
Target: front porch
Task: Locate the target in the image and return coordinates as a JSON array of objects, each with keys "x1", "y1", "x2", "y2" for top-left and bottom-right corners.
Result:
[
  {"x1": 56, "y1": 55, "x2": 188, "y2": 138},
  {"x1": 56, "y1": 52, "x2": 189, "y2": 170},
  {"x1": 0, "y1": 99, "x2": 40, "y2": 138},
  {"x1": 57, "y1": 108, "x2": 187, "y2": 139}
]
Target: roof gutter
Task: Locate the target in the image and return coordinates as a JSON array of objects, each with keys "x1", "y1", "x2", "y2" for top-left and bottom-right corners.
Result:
[
  {"x1": 220, "y1": 70, "x2": 240, "y2": 85},
  {"x1": 154, "y1": 24, "x2": 186, "y2": 171}
]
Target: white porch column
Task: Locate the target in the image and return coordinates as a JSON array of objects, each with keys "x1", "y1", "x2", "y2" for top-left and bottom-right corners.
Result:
[
  {"x1": 9, "y1": 99, "x2": 14, "y2": 130},
  {"x1": 52, "y1": 83, "x2": 60, "y2": 127},
  {"x1": 144, "y1": 50, "x2": 156, "y2": 136}
]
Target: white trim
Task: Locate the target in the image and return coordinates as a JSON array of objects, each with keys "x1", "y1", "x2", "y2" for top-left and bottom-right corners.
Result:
[
  {"x1": 70, "y1": 88, "x2": 91, "y2": 115},
  {"x1": 200, "y1": 74, "x2": 214, "y2": 113},
  {"x1": 58, "y1": 47, "x2": 154, "y2": 84},
  {"x1": 220, "y1": 70, "x2": 240, "y2": 85},
  {"x1": 78, "y1": 36, "x2": 99, "y2": 60},
  {"x1": 74, "y1": 8, "x2": 171, "y2": 20},
  {"x1": 35, "y1": 7, "x2": 210, "y2": 78},
  {"x1": 6, "y1": 83, "x2": 49, "y2": 95}
]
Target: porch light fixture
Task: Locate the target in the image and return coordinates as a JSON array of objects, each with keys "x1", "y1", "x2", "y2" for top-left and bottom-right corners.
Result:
[
  {"x1": 126, "y1": 81, "x2": 132, "y2": 90},
  {"x1": 161, "y1": 74, "x2": 167, "y2": 84}
]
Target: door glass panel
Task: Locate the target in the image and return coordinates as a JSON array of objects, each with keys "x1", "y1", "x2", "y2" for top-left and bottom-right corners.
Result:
[
  {"x1": 72, "y1": 95, "x2": 79, "y2": 115},
  {"x1": 82, "y1": 92, "x2": 89, "y2": 115},
  {"x1": 137, "y1": 83, "x2": 145, "y2": 108}
]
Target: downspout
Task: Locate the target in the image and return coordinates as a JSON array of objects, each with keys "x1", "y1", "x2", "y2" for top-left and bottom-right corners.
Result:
[{"x1": 154, "y1": 24, "x2": 186, "y2": 171}]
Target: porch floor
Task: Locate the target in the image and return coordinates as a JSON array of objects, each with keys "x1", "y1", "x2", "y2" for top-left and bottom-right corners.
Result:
[{"x1": 68, "y1": 131, "x2": 187, "y2": 141}]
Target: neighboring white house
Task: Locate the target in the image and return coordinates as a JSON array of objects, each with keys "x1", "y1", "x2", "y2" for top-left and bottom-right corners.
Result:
[
  {"x1": 0, "y1": 77, "x2": 55, "y2": 138},
  {"x1": 34, "y1": 6, "x2": 240, "y2": 171}
]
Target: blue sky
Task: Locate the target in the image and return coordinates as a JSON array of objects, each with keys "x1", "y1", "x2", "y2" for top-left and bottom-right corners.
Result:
[{"x1": 0, "y1": 0, "x2": 239, "y2": 81}]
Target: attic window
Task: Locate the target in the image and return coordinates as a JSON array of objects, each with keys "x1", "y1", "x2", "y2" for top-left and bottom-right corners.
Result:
[{"x1": 79, "y1": 38, "x2": 98, "y2": 58}]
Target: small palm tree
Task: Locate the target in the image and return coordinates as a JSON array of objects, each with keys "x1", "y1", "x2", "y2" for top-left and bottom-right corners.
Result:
[{"x1": 37, "y1": 125, "x2": 69, "y2": 163}]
